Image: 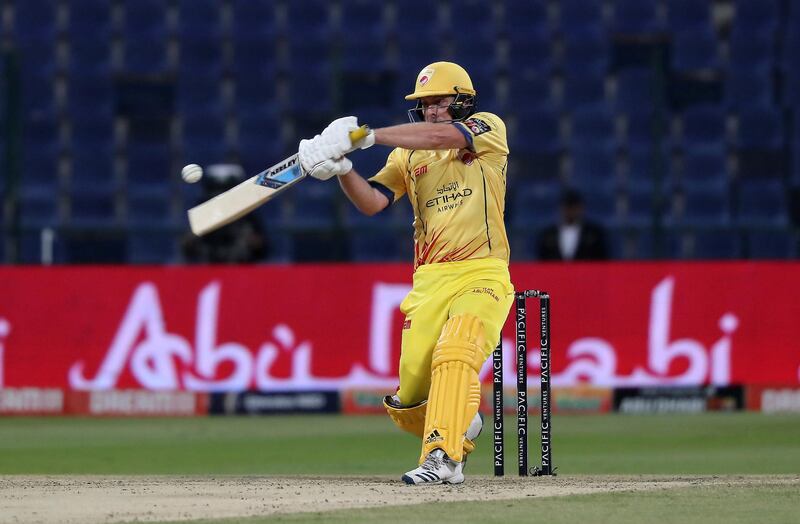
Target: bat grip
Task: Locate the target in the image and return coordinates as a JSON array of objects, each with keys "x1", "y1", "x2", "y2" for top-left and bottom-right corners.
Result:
[{"x1": 348, "y1": 125, "x2": 370, "y2": 144}]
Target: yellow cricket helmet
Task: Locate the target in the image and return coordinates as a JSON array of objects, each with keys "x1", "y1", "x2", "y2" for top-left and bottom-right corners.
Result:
[
  {"x1": 405, "y1": 61, "x2": 477, "y2": 100},
  {"x1": 405, "y1": 62, "x2": 477, "y2": 122}
]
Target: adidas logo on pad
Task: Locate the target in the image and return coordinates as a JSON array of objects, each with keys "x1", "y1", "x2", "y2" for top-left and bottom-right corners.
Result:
[{"x1": 424, "y1": 429, "x2": 444, "y2": 444}]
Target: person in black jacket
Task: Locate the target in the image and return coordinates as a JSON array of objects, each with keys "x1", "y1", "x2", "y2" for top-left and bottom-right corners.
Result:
[{"x1": 537, "y1": 189, "x2": 608, "y2": 261}]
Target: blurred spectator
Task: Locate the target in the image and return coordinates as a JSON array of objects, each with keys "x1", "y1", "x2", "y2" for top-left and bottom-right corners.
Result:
[
  {"x1": 181, "y1": 164, "x2": 269, "y2": 263},
  {"x1": 537, "y1": 189, "x2": 608, "y2": 261},
  {"x1": 791, "y1": 187, "x2": 800, "y2": 228}
]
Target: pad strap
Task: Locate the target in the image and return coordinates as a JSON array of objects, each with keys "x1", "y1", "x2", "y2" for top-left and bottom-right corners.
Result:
[{"x1": 384, "y1": 395, "x2": 480, "y2": 461}]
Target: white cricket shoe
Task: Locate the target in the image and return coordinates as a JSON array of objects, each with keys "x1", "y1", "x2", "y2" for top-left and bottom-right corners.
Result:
[{"x1": 402, "y1": 449, "x2": 464, "y2": 485}]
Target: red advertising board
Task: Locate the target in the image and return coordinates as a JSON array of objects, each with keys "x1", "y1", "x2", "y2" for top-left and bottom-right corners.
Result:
[
  {"x1": 1, "y1": 262, "x2": 799, "y2": 392},
  {"x1": 0, "y1": 387, "x2": 207, "y2": 416},
  {"x1": 746, "y1": 386, "x2": 800, "y2": 413}
]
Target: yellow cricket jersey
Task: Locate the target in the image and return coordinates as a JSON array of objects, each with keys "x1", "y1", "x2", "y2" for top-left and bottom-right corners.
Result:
[{"x1": 368, "y1": 111, "x2": 510, "y2": 269}]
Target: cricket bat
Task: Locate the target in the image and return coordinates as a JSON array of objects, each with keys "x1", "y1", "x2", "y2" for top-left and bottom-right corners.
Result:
[{"x1": 188, "y1": 126, "x2": 369, "y2": 236}]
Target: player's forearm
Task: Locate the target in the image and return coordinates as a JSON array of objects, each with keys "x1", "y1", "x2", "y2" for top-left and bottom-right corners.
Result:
[
  {"x1": 338, "y1": 169, "x2": 390, "y2": 216},
  {"x1": 373, "y1": 122, "x2": 467, "y2": 150}
]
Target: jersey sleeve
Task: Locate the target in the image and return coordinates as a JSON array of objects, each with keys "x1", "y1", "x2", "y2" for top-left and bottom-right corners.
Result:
[
  {"x1": 453, "y1": 112, "x2": 509, "y2": 156},
  {"x1": 367, "y1": 147, "x2": 408, "y2": 204}
]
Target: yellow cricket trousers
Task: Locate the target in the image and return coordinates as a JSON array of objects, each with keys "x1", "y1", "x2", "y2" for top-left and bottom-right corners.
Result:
[{"x1": 396, "y1": 257, "x2": 514, "y2": 405}]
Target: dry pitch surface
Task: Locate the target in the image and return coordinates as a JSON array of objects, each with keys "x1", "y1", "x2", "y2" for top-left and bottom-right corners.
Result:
[{"x1": 1, "y1": 475, "x2": 797, "y2": 524}]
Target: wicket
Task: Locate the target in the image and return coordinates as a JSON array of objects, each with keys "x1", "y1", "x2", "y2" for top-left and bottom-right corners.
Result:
[{"x1": 492, "y1": 289, "x2": 555, "y2": 477}]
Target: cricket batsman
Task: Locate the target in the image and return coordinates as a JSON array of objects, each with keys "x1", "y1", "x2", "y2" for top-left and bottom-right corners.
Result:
[{"x1": 298, "y1": 62, "x2": 514, "y2": 485}]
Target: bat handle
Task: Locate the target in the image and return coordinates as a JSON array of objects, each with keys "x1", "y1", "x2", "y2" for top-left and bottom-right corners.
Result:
[{"x1": 348, "y1": 125, "x2": 370, "y2": 144}]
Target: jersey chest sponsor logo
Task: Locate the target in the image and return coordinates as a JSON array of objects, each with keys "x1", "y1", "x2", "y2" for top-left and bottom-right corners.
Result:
[{"x1": 425, "y1": 181, "x2": 473, "y2": 211}]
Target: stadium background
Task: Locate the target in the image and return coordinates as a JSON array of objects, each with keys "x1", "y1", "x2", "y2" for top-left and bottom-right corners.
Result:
[
  {"x1": 0, "y1": 1, "x2": 798, "y2": 409},
  {"x1": 1, "y1": 2, "x2": 799, "y2": 521},
  {"x1": 0, "y1": 0, "x2": 798, "y2": 264}
]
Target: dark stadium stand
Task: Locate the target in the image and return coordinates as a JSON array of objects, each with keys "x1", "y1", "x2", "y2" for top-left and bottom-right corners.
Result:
[{"x1": 0, "y1": 0, "x2": 797, "y2": 264}]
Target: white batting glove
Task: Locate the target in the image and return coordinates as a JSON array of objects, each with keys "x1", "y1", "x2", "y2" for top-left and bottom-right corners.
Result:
[
  {"x1": 299, "y1": 135, "x2": 342, "y2": 172},
  {"x1": 354, "y1": 127, "x2": 376, "y2": 150},
  {"x1": 322, "y1": 116, "x2": 376, "y2": 155},
  {"x1": 307, "y1": 157, "x2": 353, "y2": 181}
]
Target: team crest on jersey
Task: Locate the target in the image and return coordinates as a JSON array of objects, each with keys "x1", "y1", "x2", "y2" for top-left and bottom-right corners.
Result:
[
  {"x1": 463, "y1": 117, "x2": 491, "y2": 136},
  {"x1": 458, "y1": 149, "x2": 475, "y2": 165}
]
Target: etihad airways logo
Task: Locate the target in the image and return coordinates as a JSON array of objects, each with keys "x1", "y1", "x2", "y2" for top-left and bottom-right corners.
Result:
[{"x1": 426, "y1": 181, "x2": 473, "y2": 211}]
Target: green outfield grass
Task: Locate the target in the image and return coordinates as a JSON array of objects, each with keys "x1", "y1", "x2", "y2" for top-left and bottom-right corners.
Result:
[
  {"x1": 2, "y1": 414, "x2": 798, "y2": 523},
  {"x1": 1, "y1": 413, "x2": 799, "y2": 475},
  {"x1": 154, "y1": 486, "x2": 800, "y2": 524}
]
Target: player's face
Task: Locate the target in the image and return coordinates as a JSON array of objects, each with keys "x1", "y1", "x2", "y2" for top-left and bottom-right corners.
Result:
[{"x1": 421, "y1": 96, "x2": 455, "y2": 123}]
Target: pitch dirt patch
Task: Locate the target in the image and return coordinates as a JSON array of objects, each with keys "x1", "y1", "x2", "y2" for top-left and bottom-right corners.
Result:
[{"x1": 1, "y1": 475, "x2": 797, "y2": 524}]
